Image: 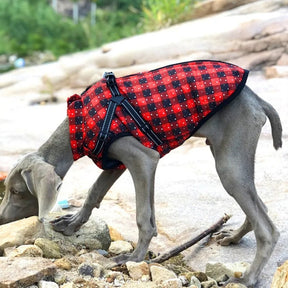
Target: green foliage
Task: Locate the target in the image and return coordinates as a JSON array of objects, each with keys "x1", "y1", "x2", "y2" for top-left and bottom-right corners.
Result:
[
  {"x1": 82, "y1": 6, "x2": 143, "y2": 48},
  {"x1": 0, "y1": 0, "x2": 197, "y2": 59},
  {"x1": 0, "y1": 0, "x2": 88, "y2": 57},
  {"x1": 142, "y1": 0, "x2": 196, "y2": 31}
]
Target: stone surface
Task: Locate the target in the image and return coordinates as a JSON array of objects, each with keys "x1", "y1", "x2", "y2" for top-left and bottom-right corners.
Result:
[
  {"x1": 0, "y1": 257, "x2": 56, "y2": 288},
  {"x1": 4, "y1": 244, "x2": 43, "y2": 258},
  {"x1": 185, "y1": 271, "x2": 208, "y2": 282},
  {"x1": 190, "y1": 276, "x2": 201, "y2": 288},
  {"x1": 78, "y1": 251, "x2": 115, "y2": 269},
  {"x1": 109, "y1": 226, "x2": 125, "y2": 241},
  {"x1": 108, "y1": 240, "x2": 133, "y2": 255},
  {"x1": 200, "y1": 278, "x2": 218, "y2": 288},
  {"x1": 35, "y1": 238, "x2": 62, "y2": 259},
  {"x1": 264, "y1": 65, "x2": 288, "y2": 78},
  {"x1": 54, "y1": 258, "x2": 72, "y2": 271},
  {"x1": 121, "y1": 282, "x2": 157, "y2": 288},
  {"x1": 150, "y1": 265, "x2": 178, "y2": 283},
  {"x1": 78, "y1": 263, "x2": 95, "y2": 277},
  {"x1": 205, "y1": 262, "x2": 250, "y2": 283},
  {"x1": 161, "y1": 278, "x2": 182, "y2": 288},
  {"x1": 44, "y1": 213, "x2": 111, "y2": 251},
  {"x1": 0, "y1": 216, "x2": 43, "y2": 255},
  {"x1": 277, "y1": 53, "x2": 288, "y2": 65},
  {"x1": 38, "y1": 280, "x2": 59, "y2": 288},
  {"x1": 225, "y1": 283, "x2": 248, "y2": 288},
  {"x1": 126, "y1": 261, "x2": 150, "y2": 281},
  {"x1": 60, "y1": 283, "x2": 74, "y2": 288},
  {"x1": 271, "y1": 260, "x2": 288, "y2": 288}
]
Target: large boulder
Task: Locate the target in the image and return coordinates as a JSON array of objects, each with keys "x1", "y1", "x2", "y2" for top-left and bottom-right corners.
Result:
[
  {"x1": 0, "y1": 257, "x2": 56, "y2": 288},
  {"x1": 0, "y1": 216, "x2": 42, "y2": 255},
  {"x1": 43, "y1": 212, "x2": 111, "y2": 251},
  {"x1": 0, "y1": 213, "x2": 111, "y2": 255}
]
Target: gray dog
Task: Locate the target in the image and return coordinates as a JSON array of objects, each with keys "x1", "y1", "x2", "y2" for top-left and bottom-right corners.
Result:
[{"x1": 0, "y1": 60, "x2": 282, "y2": 287}]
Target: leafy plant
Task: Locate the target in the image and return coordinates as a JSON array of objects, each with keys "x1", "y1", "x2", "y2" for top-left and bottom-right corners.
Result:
[
  {"x1": 142, "y1": 0, "x2": 197, "y2": 31},
  {"x1": 82, "y1": 5, "x2": 143, "y2": 48},
  {"x1": 0, "y1": 0, "x2": 88, "y2": 57}
]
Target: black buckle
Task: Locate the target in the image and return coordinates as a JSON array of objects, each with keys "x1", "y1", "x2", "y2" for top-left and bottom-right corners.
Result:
[
  {"x1": 104, "y1": 72, "x2": 116, "y2": 87},
  {"x1": 98, "y1": 131, "x2": 107, "y2": 142},
  {"x1": 111, "y1": 95, "x2": 124, "y2": 105}
]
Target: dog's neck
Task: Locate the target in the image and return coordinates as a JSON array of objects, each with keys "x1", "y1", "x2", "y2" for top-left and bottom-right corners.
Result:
[{"x1": 38, "y1": 117, "x2": 74, "y2": 179}]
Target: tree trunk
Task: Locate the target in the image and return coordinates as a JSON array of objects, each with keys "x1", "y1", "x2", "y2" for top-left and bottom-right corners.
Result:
[
  {"x1": 73, "y1": 2, "x2": 79, "y2": 24},
  {"x1": 91, "y1": 2, "x2": 97, "y2": 26}
]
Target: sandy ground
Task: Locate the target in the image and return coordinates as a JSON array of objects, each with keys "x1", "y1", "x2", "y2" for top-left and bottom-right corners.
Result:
[{"x1": 0, "y1": 71, "x2": 287, "y2": 287}]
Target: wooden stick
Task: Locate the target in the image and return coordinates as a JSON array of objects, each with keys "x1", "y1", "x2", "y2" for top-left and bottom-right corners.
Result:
[{"x1": 151, "y1": 214, "x2": 231, "y2": 264}]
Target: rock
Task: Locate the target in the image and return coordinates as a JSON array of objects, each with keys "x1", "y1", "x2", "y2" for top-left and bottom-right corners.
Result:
[
  {"x1": 178, "y1": 275, "x2": 189, "y2": 286},
  {"x1": 150, "y1": 265, "x2": 178, "y2": 283},
  {"x1": 108, "y1": 240, "x2": 133, "y2": 255},
  {"x1": 184, "y1": 271, "x2": 208, "y2": 282},
  {"x1": 60, "y1": 283, "x2": 74, "y2": 288},
  {"x1": 126, "y1": 261, "x2": 150, "y2": 281},
  {"x1": 0, "y1": 257, "x2": 56, "y2": 288},
  {"x1": 225, "y1": 283, "x2": 248, "y2": 288},
  {"x1": 54, "y1": 258, "x2": 72, "y2": 270},
  {"x1": 4, "y1": 244, "x2": 43, "y2": 258},
  {"x1": 264, "y1": 65, "x2": 288, "y2": 78},
  {"x1": 104, "y1": 271, "x2": 126, "y2": 286},
  {"x1": 271, "y1": 260, "x2": 288, "y2": 288},
  {"x1": 201, "y1": 278, "x2": 218, "y2": 288},
  {"x1": 161, "y1": 278, "x2": 182, "y2": 288},
  {"x1": 78, "y1": 251, "x2": 115, "y2": 268},
  {"x1": 232, "y1": 48, "x2": 284, "y2": 70},
  {"x1": 91, "y1": 263, "x2": 104, "y2": 278},
  {"x1": 78, "y1": 263, "x2": 95, "y2": 277},
  {"x1": 190, "y1": 276, "x2": 201, "y2": 288},
  {"x1": 34, "y1": 238, "x2": 62, "y2": 259},
  {"x1": 205, "y1": 262, "x2": 250, "y2": 283},
  {"x1": 0, "y1": 216, "x2": 43, "y2": 254},
  {"x1": 43, "y1": 213, "x2": 111, "y2": 251},
  {"x1": 109, "y1": 226, "x2": 125, "y2": 241},
  {"x1": 77, "y1": 262, "x2": 104, "y2": 278},
  {"x1": 277, "y1": 54, "x2": 288, "y2": 65},
  {"x1": 38, "y1": 280, "x2": 59, "y2": 288},
  {"x1": 192, "y1": 0, "x2": 256, "y2": 18},
  {"x1": 121, "y1": 282, "x2": 157, "y2": 288}
]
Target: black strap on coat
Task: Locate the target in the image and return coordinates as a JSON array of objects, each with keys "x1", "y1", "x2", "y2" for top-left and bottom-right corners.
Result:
[{"x1": 93, "y1": 72, "x2": 163, "y2": 155}]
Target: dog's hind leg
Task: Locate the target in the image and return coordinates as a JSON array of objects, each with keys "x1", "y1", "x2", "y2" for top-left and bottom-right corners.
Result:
[
  {"x1": 208, "y1": 116, "x2": 279, "y2": 287},
  {"x1": 215, "y1": 149, "x2": 279, "y2": 286},
  {"x1": 51, "y1": 168, "x2": 125, "y2": 235},
  {"x1": 215, "y1": 217, "x2": 252, "y2": 245},
  {"x1": 107, "y1": 136, "x2": 160, "y2": 264},
  {"x1": 215, "y1": 195, "x2": 269, "y2": 246}
]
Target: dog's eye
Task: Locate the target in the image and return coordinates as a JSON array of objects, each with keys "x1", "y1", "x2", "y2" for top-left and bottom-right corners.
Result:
[{"x1": 10, "y1": 188, "x2": 19, "y2": 194}]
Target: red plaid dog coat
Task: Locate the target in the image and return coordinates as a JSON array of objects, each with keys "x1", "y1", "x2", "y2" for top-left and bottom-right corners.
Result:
[{"x1": 67, "y1": 60, "x2": 248, "y2": 169}]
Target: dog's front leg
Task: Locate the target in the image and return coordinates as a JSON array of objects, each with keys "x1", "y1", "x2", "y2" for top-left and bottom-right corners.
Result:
[
  {"x1": 51, "y1": 169, "x2": 124, "y2": 235},
  {"x1": 108, "y1": 136, "x2": 160, "y2": 264}
]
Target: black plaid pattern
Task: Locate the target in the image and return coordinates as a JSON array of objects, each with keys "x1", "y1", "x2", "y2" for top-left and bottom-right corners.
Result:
[{"x1": 67, "y1": 60, "x2": 248, "y2": 169}]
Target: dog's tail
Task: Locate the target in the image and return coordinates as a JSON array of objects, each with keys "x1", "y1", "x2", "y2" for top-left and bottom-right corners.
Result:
[{"x1": 259, "y1": 97, "x2": 282, "y2": 150}]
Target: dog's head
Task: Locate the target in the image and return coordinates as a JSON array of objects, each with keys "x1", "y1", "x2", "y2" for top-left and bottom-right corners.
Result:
[{"x1": 0, "y1": 153, "x2": 62, "y2": 225}]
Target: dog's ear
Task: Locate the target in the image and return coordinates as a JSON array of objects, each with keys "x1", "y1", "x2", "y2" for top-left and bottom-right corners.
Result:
[{"x1": 21, "y1": 161, "x2": 62, "y2": 221}]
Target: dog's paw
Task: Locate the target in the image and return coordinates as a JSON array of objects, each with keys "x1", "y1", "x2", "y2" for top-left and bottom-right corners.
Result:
[
  {"x1": 112, "y1": 254, "x2": 132, "y2": 265},
  {"x1": 50, "y1": 213, "x2": 83, "y2": 236},
  {"x1": 214, "y1": 229, "x2": 241, "y2": 246}
]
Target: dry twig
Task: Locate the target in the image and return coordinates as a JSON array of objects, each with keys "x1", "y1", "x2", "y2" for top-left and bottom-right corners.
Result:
[{"x1": 151, "y1": 214, "x2": 231, "y2": 264}]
